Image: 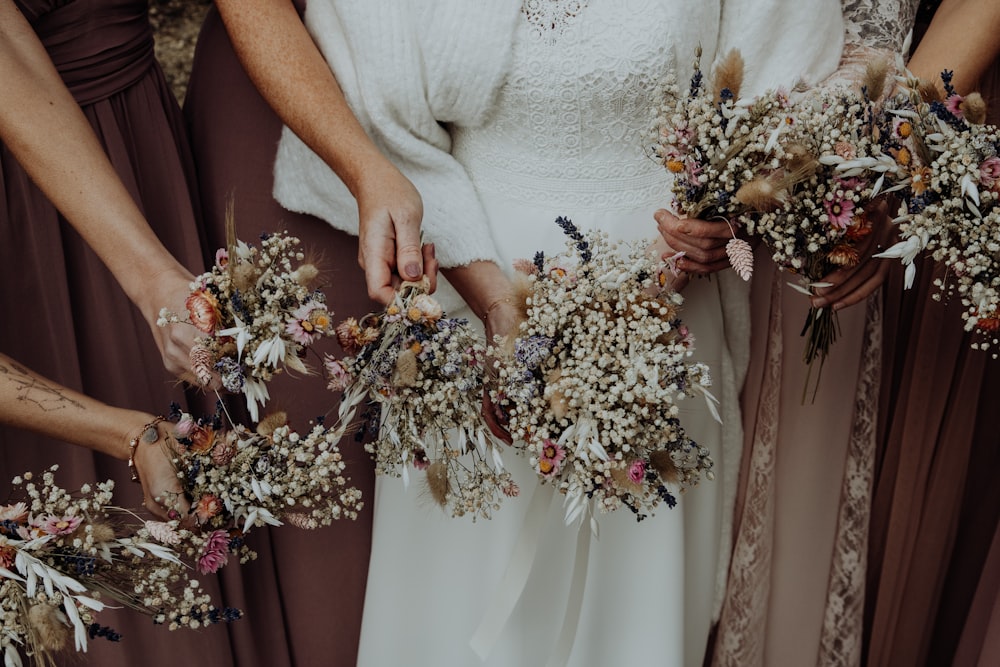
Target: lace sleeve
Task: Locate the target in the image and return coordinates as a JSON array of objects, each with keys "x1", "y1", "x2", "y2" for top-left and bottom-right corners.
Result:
[{"x1": 841, "y1": 0, "x2": 921, "y2": 53}]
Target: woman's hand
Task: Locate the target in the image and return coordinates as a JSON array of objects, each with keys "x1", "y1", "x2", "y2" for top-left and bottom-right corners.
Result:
[
  {"x1": 654, "y1": 209, "x2": 733, "y2": 275},
  {"x1": 482, "y1": 299, "x2": 522, "y2": 445},
  {"x1": 356, "y1": 163, "x2": 438, "y2": 304},
  {"x1": 131, "y1": 420, "x2": 189, "y2": 523},
  {"x1": 134, "y1": 266, "x2": 218, "y2": 387},
  {"x1": 811, "y1": 199, "x2": 897, "y2": 311}
]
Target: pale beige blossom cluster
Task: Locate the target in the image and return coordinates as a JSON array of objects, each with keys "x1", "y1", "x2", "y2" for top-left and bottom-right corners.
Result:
[{"x1": 492, "y1": 227, "x2": 715, "y2": 524}]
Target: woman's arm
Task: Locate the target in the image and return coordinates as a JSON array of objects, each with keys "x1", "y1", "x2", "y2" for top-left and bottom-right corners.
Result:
[
  {"x1": 214, "y1": 0, "x2": 434, "y2": 303},
  {"x1": 0, "y1": 352, "x2": 187, "y2": 520},
  {"x1": 813, "y1": 0, "x2": 1000, "y2": 310},
  {"x1": 0, "y1": 0, "x2": 200, "y2": 381},
  {"x1": 906, "y1": 0, "x2": 1000, "y2": 91}
]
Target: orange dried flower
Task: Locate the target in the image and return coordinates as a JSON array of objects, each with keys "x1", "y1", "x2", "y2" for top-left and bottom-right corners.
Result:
[
  {"x1": 827, "y1": 244, "x2": 860, "y2": 267},
  {"x1": 976, "y1": 315, "x2": 1000, "y2": 332},
  {"x1": 844, "y1": 211, "x2": 873, "y2": 241},
  {"x1": 910, "y1": 166, "x2": 932, "y2": 195},
  {"x1": 186, "y1": 289, "x2": 221, "y2": 334},
  {"x1": 189, "y1": 425, "x2": 216, "y2": 454},
  {"x1": 666, "y1": 159, "x2": 685, "y2": 173}
]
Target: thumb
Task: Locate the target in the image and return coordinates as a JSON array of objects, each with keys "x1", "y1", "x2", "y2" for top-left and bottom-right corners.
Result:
[{"x1": 396, "y1": 221, "x2": 423, "y2": 281}]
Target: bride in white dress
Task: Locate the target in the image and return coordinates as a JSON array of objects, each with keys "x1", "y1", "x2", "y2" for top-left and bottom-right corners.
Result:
[{"x1": 224, "y1": 1, "x2": 842, "y2": 664}]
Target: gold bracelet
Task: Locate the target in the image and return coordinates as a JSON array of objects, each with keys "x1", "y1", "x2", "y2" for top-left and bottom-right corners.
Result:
[
  {"x1": 128, "y1": 416, "x2": 165, "y2": 484},
  {"x1": 481, "y1": 296, "x2": 514, "y2": 322}
]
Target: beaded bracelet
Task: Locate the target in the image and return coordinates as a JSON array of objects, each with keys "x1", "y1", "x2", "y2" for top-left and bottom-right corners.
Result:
[{"x1": 128, "y1": 416, "x2": 166, "y2": 483}]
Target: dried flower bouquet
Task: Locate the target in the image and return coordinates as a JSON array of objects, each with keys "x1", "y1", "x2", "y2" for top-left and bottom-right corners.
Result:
[
  {"x1": 0, "y1": 467, "x2": 240, "y2": 667},
  {"x1": 326, "y1": 281, "x2": 511, "y2": 520},
  {"x1": 491, "y1": 218, "x2": 716, "y2": 525},
  {"x1": 159, "y1": 221, "x2": 334, "y2": 422}
]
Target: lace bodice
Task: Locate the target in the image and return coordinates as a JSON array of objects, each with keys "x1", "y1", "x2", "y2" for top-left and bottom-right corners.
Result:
[
  {"x1": 451, "y1": 0, "x2": 717, "y2": 211},
  {"x1": 842, "y1": 0, "x2": 921, "y2": 53}
]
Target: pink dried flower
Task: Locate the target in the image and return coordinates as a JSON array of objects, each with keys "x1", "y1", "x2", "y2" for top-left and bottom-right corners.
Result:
[
  {"x1": 0, "y1": 539, "x2": 15, "y2": 569},
  {"x1": 215, "y1": 248, "x2": 229, "y2": 269},
  {"x1": 537, "y1": 439, "x2": 566, "y2": 478},
  {"x1": 324, "y1": 356, "x2": 354, "y2": 392},
  {"x1": 946, "y1": 94, "x2": 965, "y2": 118},
  {"x1": 980, "y1": 156, "x2": 1000, "y2": 190},
  {"x1": 210, "y1": 436, "x2": 238, "y2": 466},
  {"x1": 825, "y1": 195, "x2": 855, "y2": 230},
  {"x1": 197, "y1": 530, "x2": 230, "y2": 575},
  {"x1": 174, "y1": 414, "x2": 197, "y2": 439},
  {"x1": 38, "y1": 515, "x2": 82, "y2": 536},
  {"x1": 627, "y1": 459, "x2": 647, "y2": 484},
  {"x1": 285, "y1": 303, "x2": 323, "y2": 346}
]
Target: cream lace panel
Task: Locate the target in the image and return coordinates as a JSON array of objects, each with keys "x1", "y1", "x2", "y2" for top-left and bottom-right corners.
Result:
[
  {"x1": 817, "y1": 293, "x2": 881, "y2": 667},
  {"x1": 712, "y1": 280, "x2": 881, "y2": 667},
  {"x1": 710, "y1": 272, "x2": 784, "y2": 667},
  {"x1": 841, "y1": 0, "x2": 920, "y2": 53},
  {"x1": 452, "y1": 0, "x2": 708, "y2": 210}
]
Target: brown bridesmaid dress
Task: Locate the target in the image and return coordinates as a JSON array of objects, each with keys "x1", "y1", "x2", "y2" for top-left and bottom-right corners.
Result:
[
  {"x1": 183, "y1": 5, "x2": 377, "y2": 666},
  {"x1": 864, "y1": 11, "x2": 1000, "y2": 665},
  {"x1": 0, "y1": 0, "x2": 236, "y2": 664}
]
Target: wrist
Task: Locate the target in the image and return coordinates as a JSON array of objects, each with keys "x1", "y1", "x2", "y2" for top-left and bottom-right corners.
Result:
[{"x1": 124, "y1": 414, "x2": 167, "y2": 483}]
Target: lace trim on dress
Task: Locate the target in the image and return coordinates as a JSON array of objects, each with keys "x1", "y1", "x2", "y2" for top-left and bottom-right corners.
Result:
[
  {"x1": 522, "y1": 0, "x2": 589, "y2": 39},
  {"x1": 841, "y1": 0, "x2": 920, "y2": 53},
  {"x1": 817, "y1": 293, "x2": 881, "y2": 667},
  {"x1": 710, "y1": 271, "x2": 784, "y2": 667}
]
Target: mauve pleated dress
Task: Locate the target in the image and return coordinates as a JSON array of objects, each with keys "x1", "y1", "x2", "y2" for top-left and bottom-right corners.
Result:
[
  {"x1": 865, "y1": 29, "x2": 1000, "y2": 667},
  {"x1": 0, "y1": 0, "x2": 237, "y2": 664},
  {"x1": 183, "y1": 5, "x2": 377, "y2": 666}
]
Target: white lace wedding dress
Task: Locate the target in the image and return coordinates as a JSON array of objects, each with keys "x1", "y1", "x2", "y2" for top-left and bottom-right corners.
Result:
[{"x1": 351, "y1": 2, "x2": 843, "y2": 665}]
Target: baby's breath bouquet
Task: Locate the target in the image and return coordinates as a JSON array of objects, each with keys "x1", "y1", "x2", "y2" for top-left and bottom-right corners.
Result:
[
  {"x1": 491, "y1": 218, "x2": 716, "y2": 524},
  {"x1": 166, "y1": 404, "x2": 362, "y2": 551},
  {"x1": 0, "y1": 467, "x2": 240, "y2": 667},
  {"x1": 326, "y1": 281, "x2": 512, "y2": 520},
  {"x1": 159, "y1": 222, "x2": 334, "y2": 422},
  {"x1": 873, "y1": 71, "x2": 1000, "y2": 353},
  {"x1": 652, "y1": 49, "x2": 903, "y2": 398}
]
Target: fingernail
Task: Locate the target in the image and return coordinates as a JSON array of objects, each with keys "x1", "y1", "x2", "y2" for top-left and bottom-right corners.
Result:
[
  {"x1": 404, "y1": 262, "x2": 420, "y2": 279},
  {"x1": 429, "y1": 244, "x2": 436, "y2": 259}
]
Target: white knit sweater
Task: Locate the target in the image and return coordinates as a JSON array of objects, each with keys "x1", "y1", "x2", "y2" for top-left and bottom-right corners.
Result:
[{"x1": 273, "y1": 1, "x2": 522, "y2": 268}]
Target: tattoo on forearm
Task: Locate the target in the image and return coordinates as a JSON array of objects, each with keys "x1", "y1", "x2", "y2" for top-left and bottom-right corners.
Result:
[{"x1": 0, "y1": 359, "x2": 85, "y2": 412}]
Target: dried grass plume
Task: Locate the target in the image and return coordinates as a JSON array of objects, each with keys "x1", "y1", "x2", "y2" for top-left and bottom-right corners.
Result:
[{"x1": 712, "y1": 49, "x2": 744, "y2": 102}]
